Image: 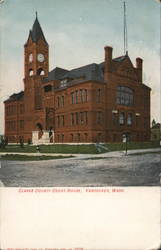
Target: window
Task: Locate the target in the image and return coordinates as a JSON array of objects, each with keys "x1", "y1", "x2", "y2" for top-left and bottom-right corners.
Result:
[
  {"x1": 71, "y1": 92, "x2": 75, "y2": 104},
  {"x1": 117, "y1": 86, "x2": 134, "y2": 106},
  {"x1": 57, "y1": 97, "x2": 60, "y2": 108},
  {"x1": 71, "y1": 113, "x2": 74, "y2": 125},
  {"x1": 85, "y1": 111, "x2": 88, "y2": 124},
  {"x1": 96, "y1": 89, "x2": 101, "y2": 103},
  {"x1": 20, "y1": 104, "x2": 25, "y2": 114},
  {"x1": 61, "y1": 96, "x2": 64, "y2": 107},
  {"x1": 136, "y1": 115, "x2": 140, "y2": 127},
  {"x1": 71, "y1": 89, "x2": 88, "y2": 104},
  {"x1": 119, "y1": 112, "x2": 125, "y2": 125},
  {"x1": 19, "y1": 120, "x2": 24, "y2": 130},
  {"x1": 29, "y1": 69, "x2": 33, "y2": 76},
  {"x1": 84, "y1": 89, "x2": 88, "y2": 102},
  {"x1": 44, "y1": 85, "x2": 52, "y2": 92},
  {"x1": 57, "y1": 96, "x2": 64, "y2": 108},
  {"x1": 80, "y1": 112, "x2": 84, "y2": 124},
  {"x1": 96, "y1": 112, "x2": 102, "y2": 124},
  {"x1": 6, "y1": 105, "x2": 17, "y2": 116},
  {"x1": 60, "y1": 79, "x2": 68, "y2": 87},
  {"x1": 37, "y1": 68, "x2": 45, "y2": 75},
  {"x1": 75, "y1": 90, "x2": 78, "y2": 104},
  {"x1": 61, "y1": 115, "x2": 64, "y2": 127},
  {"x1": 57, "y1": 116, "x2": 60, "y2": 127},
  {"x1": 127, "y1": 113, "x2": 133, "y2": 126},
  {"x1": 6, "y1": 121, "x2": 16, "y2": 131},
  {"x1": 76, "y1": 112, "x2": 79, "y2": 125},
  {"x1": 80, "y1": 89, "x2": 83, "y2": 103}
]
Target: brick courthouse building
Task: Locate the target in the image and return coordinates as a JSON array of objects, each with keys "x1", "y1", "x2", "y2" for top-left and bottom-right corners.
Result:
[{"x1": 4, "y1": 16, "x2": 151, "y2": 144}]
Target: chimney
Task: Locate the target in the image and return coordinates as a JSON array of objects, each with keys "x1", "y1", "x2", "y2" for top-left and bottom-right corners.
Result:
[
  {"x1": 104, "y1": 46, "x2": 113, "y2": 82},
  {"x1": 136, "y1": 57, "x2": 143, "y2": 82}
]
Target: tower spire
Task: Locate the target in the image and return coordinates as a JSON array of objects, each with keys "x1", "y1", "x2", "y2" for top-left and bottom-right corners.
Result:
[
  {"x1": 123, "y1": 1, "x2": 128, "y2": 55},
  {"x1": 36, "y1": 11, "x2": 38, "y2": 18}
]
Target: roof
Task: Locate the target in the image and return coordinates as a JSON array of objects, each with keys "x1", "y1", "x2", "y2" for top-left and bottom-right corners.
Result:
[
  {"x1": 113, "y1": 55, "x2": 127, "y2": 62},
  {"x1": 43, "y1": 63, "x2": 104, "y2": 85},
  {"x1": 4, "y1": 91, "x2": 24, "y2": 103},
  {"x1": 26, "y1": 16, "x2": 48, "y2": 45},
  {"x1": 42, "y1": 53, "x2": 149, "y2": 90},
  {"x1": 43, "y1": 67, "x2": 69, "y2": 82}
]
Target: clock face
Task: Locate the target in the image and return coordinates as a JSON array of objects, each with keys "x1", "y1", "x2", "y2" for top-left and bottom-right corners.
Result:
[
  {"x1": 37, "y1": 53, "x2": 44, "y2": 62},
  {"x1": 29, "y1": 53, "x2": 33, "y2": 62}
]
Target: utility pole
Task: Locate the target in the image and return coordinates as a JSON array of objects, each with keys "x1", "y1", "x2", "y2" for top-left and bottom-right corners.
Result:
[{"x1": 123, "y1": 1, "x2": 128, "y2": 55}]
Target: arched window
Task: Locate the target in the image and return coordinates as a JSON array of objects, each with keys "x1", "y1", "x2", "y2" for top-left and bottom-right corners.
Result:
[
  {"x1": 29, "y1": 69, "x2": 33, "y2": 76},
  {"x1": 36, "y1": 123, "x2": 43, "y2": 131},
  {"x1": 37, "y1": 68, "x2": 45, "y2": 75},
  {"x1": 117, "y1": 86, "x2": 134, "y2": 106}
]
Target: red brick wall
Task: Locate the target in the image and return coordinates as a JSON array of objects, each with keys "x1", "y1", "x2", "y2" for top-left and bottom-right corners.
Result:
[
  {"x1": 4, "y1": 42, "x2": 151, "y2": 143},
  {"x1": 4, "y1": 100, "x2": 25, "y2": 143}
]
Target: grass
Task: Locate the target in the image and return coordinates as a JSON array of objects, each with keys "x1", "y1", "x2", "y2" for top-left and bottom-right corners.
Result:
[
  {"x1": 39, "y1": 144, "x2": 98, "y2": 154},
  {"x1": 0, "y1": 144, "x2": 98, "y2": 154},
  {"x1": 0, "y1": 141, "x2": 160, "y2": 154},
  {"x1": 0, "y1": 154, "x2": 74, "y2": 161},
  {"x1": 105, "y1": 141, "x2": 160, "y2": 151}
]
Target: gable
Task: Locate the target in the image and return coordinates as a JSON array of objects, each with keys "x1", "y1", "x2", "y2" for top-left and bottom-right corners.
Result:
[{"x1": 116, "y1": 57, "x2": 137, "y2": 80}]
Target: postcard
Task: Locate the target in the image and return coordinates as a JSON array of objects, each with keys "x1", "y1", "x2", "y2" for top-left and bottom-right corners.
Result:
[{"x1": 0, "y1": 0, "x2": 160, "y2": 249}]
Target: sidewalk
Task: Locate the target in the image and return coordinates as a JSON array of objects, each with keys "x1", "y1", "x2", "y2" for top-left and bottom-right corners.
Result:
[{"x1": 0, "y1": 147, "x2": 160, "y2": 159}]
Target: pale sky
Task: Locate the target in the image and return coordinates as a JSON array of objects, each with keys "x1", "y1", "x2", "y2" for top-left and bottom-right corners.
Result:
[{"x1": 0, "y1": 0, "x2": 160, "y2": 134}]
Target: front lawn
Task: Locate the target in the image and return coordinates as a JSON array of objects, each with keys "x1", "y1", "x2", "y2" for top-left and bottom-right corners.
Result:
[
  {"x1": 0, "y1": 154, "x2": 74, "y2": 161},
  {"x1": 0, "y1": 141, "x2": 160, "y2": 154}
]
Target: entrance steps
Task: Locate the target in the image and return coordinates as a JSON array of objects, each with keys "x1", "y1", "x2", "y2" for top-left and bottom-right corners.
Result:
[{"x1": 32, "y1": 130, "x2": 54, "y2": 145}]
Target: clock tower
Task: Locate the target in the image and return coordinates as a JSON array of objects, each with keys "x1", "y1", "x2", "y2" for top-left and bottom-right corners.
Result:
[
  {"x1": 24, "y1": 12, "x2": 49, "y2": 77},
  {"x1": 23, "y1": 13, "x2": 49, "y2": 140}
]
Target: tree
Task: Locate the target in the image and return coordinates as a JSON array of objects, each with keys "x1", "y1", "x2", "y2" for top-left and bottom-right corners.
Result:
[{"x1": 152, "y1": 119, "x2": 156, "y2": 127}]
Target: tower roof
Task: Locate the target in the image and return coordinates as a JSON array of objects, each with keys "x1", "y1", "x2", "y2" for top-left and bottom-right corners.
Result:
[{"x1": 26, "y1": 14, "x2": 48, "y2": 45}]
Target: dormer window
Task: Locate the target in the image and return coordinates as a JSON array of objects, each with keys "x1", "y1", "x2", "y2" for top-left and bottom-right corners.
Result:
[{"x1": 60, "y1": 79, "x2": 68, "y2": 87}]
